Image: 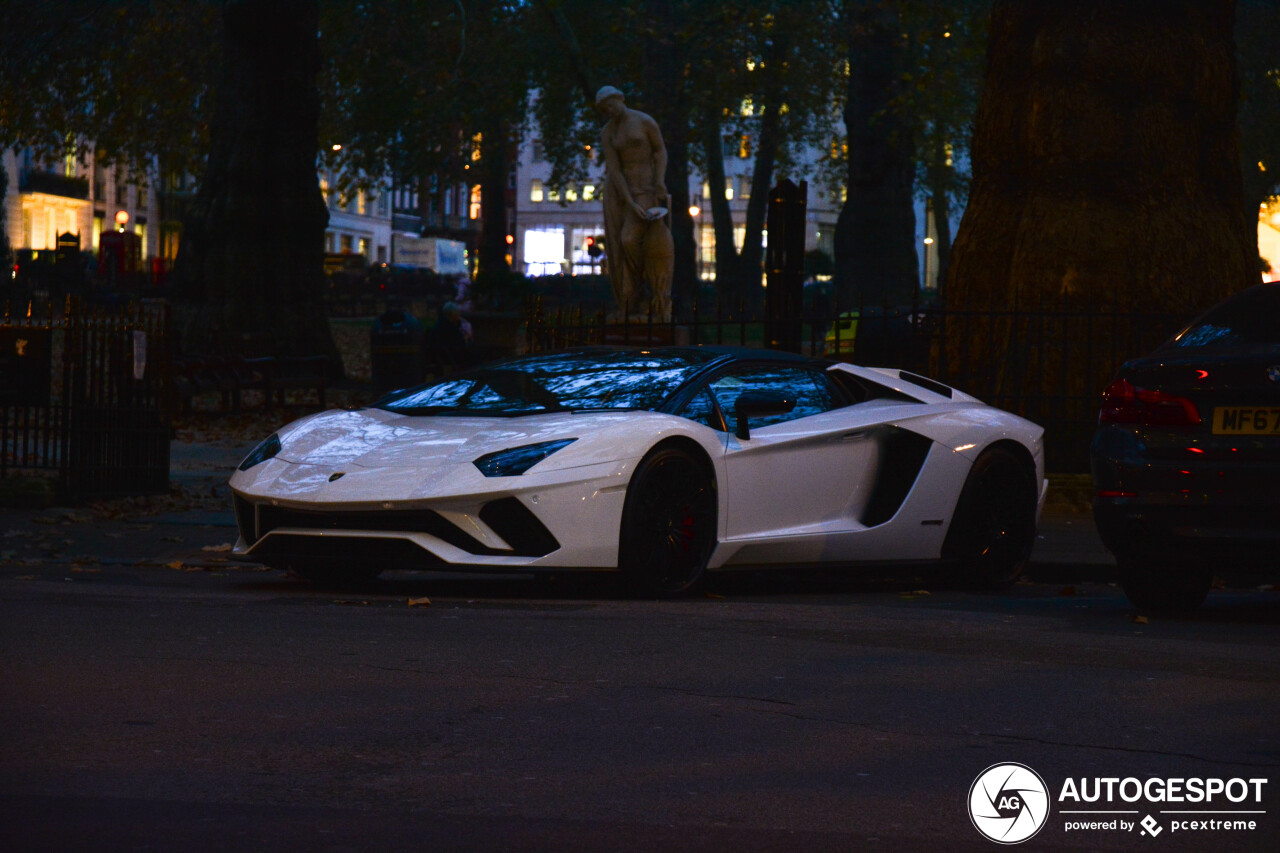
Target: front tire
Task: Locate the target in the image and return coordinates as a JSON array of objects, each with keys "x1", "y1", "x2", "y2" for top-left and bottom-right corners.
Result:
[
  {"x1": 942, "y1": 446, "x2": 1037, "y2": 589},
  {"x1": 619, "y1": 445, "x2": 716, "y2": 598}
]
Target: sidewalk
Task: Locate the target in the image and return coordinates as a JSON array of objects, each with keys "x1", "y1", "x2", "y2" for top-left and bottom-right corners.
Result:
[{"x1": 1030, "y1": 474, "x2": 1115, "y2": 581}]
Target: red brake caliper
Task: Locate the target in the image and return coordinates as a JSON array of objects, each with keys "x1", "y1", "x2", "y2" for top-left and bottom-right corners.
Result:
[{"x1": 677, "y1": 505, "x2": 695, "y2": 552}]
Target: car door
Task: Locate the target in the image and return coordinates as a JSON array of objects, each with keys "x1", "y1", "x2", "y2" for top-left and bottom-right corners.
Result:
[{"x1": 706, "y1": 364, "x2": 878, "y2": 542}]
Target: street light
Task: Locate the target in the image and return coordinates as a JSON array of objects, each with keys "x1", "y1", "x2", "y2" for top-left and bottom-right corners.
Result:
[
  {"x1": 115, "y1": 210, "x2": 129, "y2": 232},
  {"x1": 922, "y1": 236, "x2": 934, "y2": 292},
  {"x1": 689, "y1": 205, "x2": 702, "y2": 278}
]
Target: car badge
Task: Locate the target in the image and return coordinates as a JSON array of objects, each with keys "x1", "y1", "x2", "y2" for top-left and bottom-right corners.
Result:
[
  {"x1": 328, "y1": 472, "x2": 345, "y2": 482},
  {"x1": 1268, "y1": 366, "x2": 1280, "y2": 384}
]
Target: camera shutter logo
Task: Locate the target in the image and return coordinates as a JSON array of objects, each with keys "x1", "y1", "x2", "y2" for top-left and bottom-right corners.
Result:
[{"x1": 968, "y1": 763, "x2": 1050, "y2": 844}]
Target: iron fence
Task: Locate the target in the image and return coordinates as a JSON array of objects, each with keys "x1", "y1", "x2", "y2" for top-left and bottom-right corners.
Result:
[
  {"x1": 524, "y1": 295, "x2": 1191, "y2": 473},
  {"x1": 1, "y1": 298, "x2": 172, "y2": 500}
]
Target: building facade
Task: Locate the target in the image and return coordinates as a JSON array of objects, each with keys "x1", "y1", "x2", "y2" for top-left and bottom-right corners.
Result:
[
  {"x1": 2, "y1": 146, "x2": 169, "y2": 274},
  {"x1": 512, "y1": 135, "x2": 843, "y2": 282}
]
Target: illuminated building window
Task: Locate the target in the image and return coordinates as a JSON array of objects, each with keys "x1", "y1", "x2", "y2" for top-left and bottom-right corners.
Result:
[
  {"x1": 357, "y1": 189, "x2": 366, "y2": 215},
  {"x1": 740, "y1": 97, "x2": 754, "y2": 117},
  {"x1": 565, "y1": 186, "x2": 578, "y2": 202},
  {"x1": 531, "y1": 179, "x2": 544, "y2": 202},
  {"x1": 469, "y1": 185, "x2": 482, "y2": 219},
  {"x1": 582, "y1": 184, "x2": 595, "y2": 201},
  {"x1": 738, "y1": 135, "x2": 751, "y2": 159},
  {"x1": 547, "y1": 186, "x2": 561, "y2": 203},
  {"x1": 523, "y1": 226, "x2": 565, "y2": 276}
]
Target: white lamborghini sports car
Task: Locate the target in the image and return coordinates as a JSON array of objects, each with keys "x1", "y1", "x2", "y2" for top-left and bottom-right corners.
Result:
[{"x1": 229, "y1": 347, "x2": 1047, "y2": 596}]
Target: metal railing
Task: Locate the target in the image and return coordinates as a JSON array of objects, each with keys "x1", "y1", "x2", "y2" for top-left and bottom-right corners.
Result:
[
  {"x1": 525, "y1": 294, "x2": 1190, "y2": 473},
  {"x1": 1, "y1": 298, "x2": 172, "y2": 500}
]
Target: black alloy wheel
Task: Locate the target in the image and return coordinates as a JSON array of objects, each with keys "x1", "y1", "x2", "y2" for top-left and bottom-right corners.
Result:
[
  {"x1": 942, "y1": 446, "x2": 1038, "y2": 589},
  {"x1": 1118, "y1": 557, "x2": 1211, "y2": 614},
  {"x1": 619, "y1": 445, "x2": 717, "y2": 597}
]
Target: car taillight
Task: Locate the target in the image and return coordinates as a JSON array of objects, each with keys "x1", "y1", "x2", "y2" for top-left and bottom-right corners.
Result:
[{"x1": 1098, "y1": 378, "x2": 1202, "y2": 426}]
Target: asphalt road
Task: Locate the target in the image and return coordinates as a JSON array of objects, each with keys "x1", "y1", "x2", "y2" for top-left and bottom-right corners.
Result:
[{"x1": 3, "y1": 554, "x2": 1279, "y2": 852}]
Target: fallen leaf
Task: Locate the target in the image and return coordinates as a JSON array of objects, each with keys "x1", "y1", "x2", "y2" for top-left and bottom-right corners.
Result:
[
  {"x1": 201, "y1": 543, "x2": 233, "y2": 552},
  {"x1": 408, "y1": 596, "x2": 432, "y2": 607},
  {"x1": 1132, "y1": 614, "x2": 1149, "y2": 624},
  {"x1": 165, "y1": 560, "x2": 184, "y2": 570}
]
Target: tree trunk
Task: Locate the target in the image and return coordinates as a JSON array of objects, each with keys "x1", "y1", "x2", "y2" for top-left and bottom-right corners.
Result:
[
  {"x1": 924, "y1": 138, "x2": 954, "y2": 301},
  {"x1": 477, "y1": 119, "x2": 513, "y2": 282},
  {"x1": 701, "y1": 112, "x2": 737, "y2": 292},
  {"x1": 644, "y1": 0, "x2": 696, "y2": 317},
  {"x1": 833, "y1": 0, "x2": 919, "y2": 310},
  {"x1": 944, "y1": 0, "x2": 1255, "y2": 407},
  {"x1": 737, "y1": 100, "x2": 780, "y2": 312},
  {"x1": 0, "y1": 163, "x2": 10, "y2": 273},
  {"x1": 173, "y1": 0, "x2": 337, "y2": 367}
]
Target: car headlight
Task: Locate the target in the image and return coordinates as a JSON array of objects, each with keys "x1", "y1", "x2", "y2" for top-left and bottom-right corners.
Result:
[
  {"x1": 238, "y1": 433, "x2": 282, "y2": 471},
  {"x1": 474, "y1": 439, "x2": 576, "y2": 477}
]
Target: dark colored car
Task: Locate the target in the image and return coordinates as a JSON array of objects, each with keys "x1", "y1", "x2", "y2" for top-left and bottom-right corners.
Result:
[{"x1": 1091, "y1": 283, "x2": 1280, "y2": 611}]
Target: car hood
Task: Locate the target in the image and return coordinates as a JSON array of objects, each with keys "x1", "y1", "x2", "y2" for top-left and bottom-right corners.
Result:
[{"x1": 273, "y1": 406, "x2": 656, "y2": 470}]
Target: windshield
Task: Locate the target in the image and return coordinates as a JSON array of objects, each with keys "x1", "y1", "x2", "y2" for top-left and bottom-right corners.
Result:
[
  {"x1": 1166, "y1": 285, "x2": 1280, "y2": 349},
  {"x1": 377, "y1": 350, "x2": 721, "y2": 416}
]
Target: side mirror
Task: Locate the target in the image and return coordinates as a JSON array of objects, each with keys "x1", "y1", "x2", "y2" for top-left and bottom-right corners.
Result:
[{"x1": 734, "y1": 390, "x2": 796, "y2": 440}]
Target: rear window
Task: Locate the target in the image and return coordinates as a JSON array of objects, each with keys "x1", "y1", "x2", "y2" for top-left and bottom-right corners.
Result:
[{"x1": 1166, "y1": 285, "x2": 1280, "y2": 349}]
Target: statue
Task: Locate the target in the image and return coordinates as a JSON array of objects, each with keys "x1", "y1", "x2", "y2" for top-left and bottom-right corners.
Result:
[{"x1": 597, "y1": 86, "x2": 674, "y2": 321}]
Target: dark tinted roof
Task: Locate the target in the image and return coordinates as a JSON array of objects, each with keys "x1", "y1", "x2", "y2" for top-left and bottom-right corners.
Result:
[{"x1": 1165, "y1": 284, "x2": 1280, "y2": 349}]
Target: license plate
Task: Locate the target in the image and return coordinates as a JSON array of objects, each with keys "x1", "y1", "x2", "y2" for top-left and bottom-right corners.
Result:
[{"x1": 1212, "y1": 407, "x2": 1280, "y2": 435}]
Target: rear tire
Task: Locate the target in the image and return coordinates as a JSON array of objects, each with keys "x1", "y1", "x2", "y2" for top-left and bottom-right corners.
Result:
[
  {"x1": 942, "y1": 446, "x2": 1037, "y2": 589},
  {"x1": 619, "y1": 445, "x2": 716, "y2": 598},
  {"x1": 1118, "y1": 558, "x2": 1210, "y2": 614}
]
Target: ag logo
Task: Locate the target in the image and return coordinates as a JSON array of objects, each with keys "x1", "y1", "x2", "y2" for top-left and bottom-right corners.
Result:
[{"x1": 968, "y1": 763, "x2": 1050, "y2": 844}]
